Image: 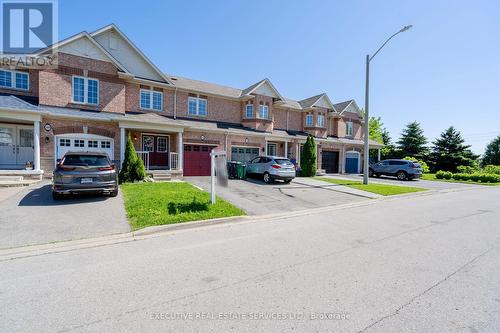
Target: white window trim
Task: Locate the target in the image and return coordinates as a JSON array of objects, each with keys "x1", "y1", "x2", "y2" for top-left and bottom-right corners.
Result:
[
  {"x1": 140, "y1": 89, "x2": 163, "y2": 111},
  {"x1": 0, "y1": 69, "x2": 29, "y2": 91},
  {"x1": 245, "y1": 103, "x2": 254, "y2": 118},
  {"x1": 346, "y1": 121, "x2": 354, "y2": 137},
  {"x1": 71, "y1": 75, "x2": 99, "y2": 105},
  {"x1": 305, "y1": 114, "x2": 314, "y2": 127},
  {"x1": 317, "y1": 114, "x2": 325, "y2": 127},
  {"x1": 258, "y1": 104, "x2": 269, "y2": 119},
  {"x1": 188, "y1": 95, "x2": 208, "y2": 116}
]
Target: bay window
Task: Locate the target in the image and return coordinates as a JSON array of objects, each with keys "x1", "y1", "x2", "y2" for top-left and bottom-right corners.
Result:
[
  {"x1": 346, "y1": 121, "x2": 354, "y2": 136},
  {"x1": 258, "y1": 104, "x2": 269, "y2": 119},
  {"x1": 245, "y1": 103, "x2": 254, "y2": 118},
  {"x1": 305, "y1": 114, "x2": 313, "y2": 127},
  {"x1": 317, "y1": 114, "x2": 325, "y2": 127}
]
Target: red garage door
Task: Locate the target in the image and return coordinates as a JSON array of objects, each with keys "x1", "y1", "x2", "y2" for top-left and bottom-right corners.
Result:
[{"x1": 183, "y1": 144, "x2": 213, "y2": 176}]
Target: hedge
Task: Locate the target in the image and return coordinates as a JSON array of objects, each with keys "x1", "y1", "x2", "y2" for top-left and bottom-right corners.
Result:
[{"x1": 436, "y1": 170, "x2": 500, "y2": 183}]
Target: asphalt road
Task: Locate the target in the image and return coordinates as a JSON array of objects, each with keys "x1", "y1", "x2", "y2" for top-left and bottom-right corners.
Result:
[{"x1": 1, "y1": 186, "x2": 500, "y2": 332}]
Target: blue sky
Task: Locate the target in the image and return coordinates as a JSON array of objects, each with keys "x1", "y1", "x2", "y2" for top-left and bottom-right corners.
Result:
[{"x1": 58, "y1": 0, "x2": 500, "y2": 153}]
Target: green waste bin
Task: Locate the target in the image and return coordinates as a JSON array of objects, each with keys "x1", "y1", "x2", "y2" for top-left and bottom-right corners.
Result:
[{"x1": 236, "y1": 163, "x2": 247, "y2": 179}]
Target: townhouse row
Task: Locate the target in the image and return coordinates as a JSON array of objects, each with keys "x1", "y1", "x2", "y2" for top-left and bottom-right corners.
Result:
[{"x1": 0, "y1": 24, "x2": 382, "y2": 178}]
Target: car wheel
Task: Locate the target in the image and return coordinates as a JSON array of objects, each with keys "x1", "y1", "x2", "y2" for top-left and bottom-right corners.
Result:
[
  {"x1": 369, "y1": 169, "x2": 374, "y2": 177},
  {"x1": 109, "y1": 189, "x2": 118, "y2": 197},
  {"x1": 52, "y1": 191, "x2": 62, "y2": 200},
  {"x1": 396, "y1": 171, "x2": 407, "y2": 180},
  {"x1": 263, "y1": 172, "x2": 272, "y2": 184}
]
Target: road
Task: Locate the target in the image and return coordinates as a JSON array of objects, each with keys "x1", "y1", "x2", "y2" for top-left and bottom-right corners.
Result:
[{"x1": 1, "y1": 186, "x2": 500, "y2": 332}]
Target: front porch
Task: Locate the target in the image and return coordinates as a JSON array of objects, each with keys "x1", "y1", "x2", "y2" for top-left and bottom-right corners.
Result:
[{"x1": 119, "y1": 115, "x2": 185, "y2": 179}]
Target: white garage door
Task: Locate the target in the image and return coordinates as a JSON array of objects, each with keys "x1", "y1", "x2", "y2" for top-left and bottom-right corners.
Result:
[
  {"x1": 231, "y1": 146, "x2": 260, "y2": 163},
  {"x1": 56, "y1": 134, "x2": 114, "y2": 161}
]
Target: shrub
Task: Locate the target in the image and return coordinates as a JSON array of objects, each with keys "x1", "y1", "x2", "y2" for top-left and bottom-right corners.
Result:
[
  {"x1": 119, "y1": 134, "x2": 146, "y2": 183},
  {"x1": 435, "y1": 170, "x2": 445, "y2": 179},
  {"x1": 300, "y1": 136, "x2": 317, "y2": 177},
  {"x1": 452, "y1": 173, "x2": 468, "y2": 181},
  {"x1": 456, "y1": 165, "x2": 478, "y2": 174},
  {"x1": 483, "y1": 165, "x2": 500, "y2": 175},
  {"x1": 403, "y1": 156, "x2": 429, "y2": 173}
]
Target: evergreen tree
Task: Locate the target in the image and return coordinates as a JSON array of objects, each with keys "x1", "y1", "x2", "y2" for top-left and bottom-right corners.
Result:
[
  {"x1": 119, "y1": 134, "x2": 146, "y2": 183},
  {"x1": 430, "y1": 126, "x2": 478, "y2": 172},
  {"x1": 300, "y1": 136, "x2": 317, "y2": 177},
  {"x1": 396, "y1": 121, "x2": 428, "y2": 158},
  {"x1": 481, "y1": 135, "x2": 500, "y2": 166}
]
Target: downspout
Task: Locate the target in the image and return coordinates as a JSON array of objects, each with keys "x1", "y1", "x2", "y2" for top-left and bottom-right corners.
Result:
[{"x1": 173, "y1": 87, "x2": 178, "y2": 120}]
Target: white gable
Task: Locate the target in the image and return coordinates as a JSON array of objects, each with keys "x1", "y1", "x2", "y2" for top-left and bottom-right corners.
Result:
[
  {"x1": 314, "y1": 95, "x2": 333, "y2": 109},
  {"x1": 344, "y1": 103, "x2": 359, "y2": 115},
  {"x1": 253, "y1": 81, "x2": 280, "y2": 98},
  {"x1": 92, "y1": 30, "x2": 164, "y2": 82},
  {"x1": 58, "y1": 36, "x2": 111, "y2": 62}
]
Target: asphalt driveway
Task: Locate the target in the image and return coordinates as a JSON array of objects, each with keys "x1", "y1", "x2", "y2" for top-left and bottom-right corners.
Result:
[
  {"x1": 0, "y1": 181, "x2": 130, "y2": 249},
  {"x1": 332, "y1": 173, "x2": 482, "y2": 190},
  {"x1": 185, "y1": 176, "x2": 374, "y2": 215}
]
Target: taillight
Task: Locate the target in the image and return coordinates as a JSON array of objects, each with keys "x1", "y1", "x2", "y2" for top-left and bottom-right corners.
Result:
[
  {"x1": 271, "y1": 164, "x2": 281, "y2": 169},
  {"x1": 98, "y1": 165, "x2": 115, "y2": 171}
]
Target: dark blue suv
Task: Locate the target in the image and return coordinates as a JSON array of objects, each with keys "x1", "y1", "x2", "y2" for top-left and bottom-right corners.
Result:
[{"x1": 369, "y1": 159, "x2": 423, "y2": 180}]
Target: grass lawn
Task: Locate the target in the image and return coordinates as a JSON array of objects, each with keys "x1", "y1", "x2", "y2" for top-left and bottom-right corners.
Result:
[
  {"x1": 121, "y1": 182, "x2": 245, "y2": 230},
  {"x1": 421, "y1": 173, "x2": 500, "y2": 186},
  {"x1": 314, "y1": 177, "x2": 426, "y2": 196}
]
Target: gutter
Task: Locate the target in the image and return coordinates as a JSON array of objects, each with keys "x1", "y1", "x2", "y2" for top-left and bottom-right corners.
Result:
[{"x1": 173, "y1": 87, "x2": 177, "y2": 120}]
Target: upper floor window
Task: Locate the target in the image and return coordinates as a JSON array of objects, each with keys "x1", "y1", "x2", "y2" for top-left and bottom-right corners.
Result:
[
  {"x1": 72, "y1": 76, "x2": 99, "y2": 105},
  {"x1": 188, "y1": 95, "x2": 207, "y2": 116},
  {"x1": 317, "y1": 114, "x2": 325, "y2": 127},
  {"x1": 245, "y1": 103, "x2": 254, "y2": 118},
  {"x1": 258, "y1": 104, "x2": 269, "y2": 119},
  {"x1": 0, "y1": 69, "x2": 29, "y2": 90},
  {"x1": 140, "y1": 89, "x2": 163, "y2": 111},
  {"x1": 305, "y1": 114, "x2": 313, "y2": 127},
  {"x1": 346, "y1": 121, "x2": 354, "y2": 136}
]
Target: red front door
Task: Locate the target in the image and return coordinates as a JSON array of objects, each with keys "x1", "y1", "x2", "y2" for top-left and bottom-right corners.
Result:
[
  {"x1": 142, "y1": 135, "x2": 169, "y2": 169},
  {"x1": 183, "y1": 144, "x2": 212, "y2": 176}
]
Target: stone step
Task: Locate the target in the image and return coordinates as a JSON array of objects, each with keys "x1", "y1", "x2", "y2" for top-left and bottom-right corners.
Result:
[
  {"x1": 0, "y1": 176, "x2": 23, "y2": 181},
  {"x1": 152, "y1": 175, "x2": 172, "y2": 181}
]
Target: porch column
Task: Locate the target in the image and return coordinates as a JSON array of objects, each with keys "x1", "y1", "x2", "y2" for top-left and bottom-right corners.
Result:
[
  {"x1": 120, "y1": 127, "x2": 125, "y2": 167},
  {"x1": 178, "y1": 132, "x2": 183, "y2": 170},
  {"x1": 264, "y1": 141, "x2": 268, "y2": 155},
  {"x1": 377, "y1": 148, "x2": 381, "y2": 162},
  {"x1": 33, "y1": 121, "x2": 41, "y2": 171},
  {"x1": 284, "y1": 141, "x2": 288, "y2": 158},
  {"x1": 341, "y1": 145, "x2": 346, "y2": 174}
]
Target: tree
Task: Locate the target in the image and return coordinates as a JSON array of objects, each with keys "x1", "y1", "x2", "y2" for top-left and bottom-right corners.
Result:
[
  {"x1": 396, "y1": 121, "x2": 428, "y2": 158},
  {"x1": 430, "y1": 126, "x2": 479, "y2": 172},
  {"x1": 300, "y1": 136, "x2": 317, "y2": 177},
  {"x1": 119, "y1": 134, "x2": 146, "y2": 183},
  {"x1": 368, "y1": 117, "x2": 395, "y2": 159},
  {"x1": 482, "y1": 135, "x2": 500, "y2": 166}
]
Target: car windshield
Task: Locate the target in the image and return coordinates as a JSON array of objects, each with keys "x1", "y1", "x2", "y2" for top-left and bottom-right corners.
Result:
[
  {"x1": 62, "y1": 155, "x2": 110, "y2": 167},
  {"x1": 412, "y1": 162, "x2": 421, "y2": 168},
  {"x1": 274, "y1": 159, "x2": 293, "y2": 166}
]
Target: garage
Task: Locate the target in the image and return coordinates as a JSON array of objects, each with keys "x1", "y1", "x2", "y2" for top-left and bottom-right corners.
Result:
[
  {"x1": 56, "y1": 134, "x2": 114, "y2": 162},
  {"x1": 183, "y1": 144, "x2": 214, "y2": 176},
  {"x1": 345, "y1": 151, "x2": 360, "y2": 173},
  {"x1": 322, "y1": 150, "x2": 339, "y2": 173},
  {"x1": 231, "y1": 146, "x2": 260, "y2": 163}
]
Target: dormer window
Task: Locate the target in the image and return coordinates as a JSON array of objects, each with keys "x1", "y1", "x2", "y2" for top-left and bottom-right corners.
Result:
[
  {"x1": 317, "y1": 114, "x2": 325, "y2": 127},
  {"x1": 258, "y1": 103, "x2": 269, "y2": 119},
  {"x1": 305, "y1": 114, "x2": 313, "y2": 127},
  {"x1": 245, "y1": 103, "x2": 254, "y2": 118},
  {"x1": 346, "y1": 121, "x2": 354, "y2": 137}
]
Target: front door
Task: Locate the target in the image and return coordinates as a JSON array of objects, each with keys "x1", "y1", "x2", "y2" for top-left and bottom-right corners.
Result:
[
  {"x1": 142, "y1": 135, "x2": 169, "y2": 169},
  {"x1": 0, "y1": 124, "x2": 34, "y2": 169},
  {"x1": 267, "y1": 143, "x2": 277, "y2": 156}
]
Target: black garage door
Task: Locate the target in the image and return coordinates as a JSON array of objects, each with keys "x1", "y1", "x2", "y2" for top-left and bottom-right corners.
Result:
[{"x1": 322, "y1": 151, "x2": 339, "y2": 173}]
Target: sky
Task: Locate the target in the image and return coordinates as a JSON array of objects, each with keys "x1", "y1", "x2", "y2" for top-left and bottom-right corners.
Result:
[{"x1": 58, "y1": 0, "x2": 500, "y2": 154}]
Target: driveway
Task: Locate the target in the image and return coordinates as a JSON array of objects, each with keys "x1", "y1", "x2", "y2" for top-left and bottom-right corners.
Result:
[
  {"x1": 0, "y1": 181, "x2": 130, "y2": 249},
  {"x1": 185, "y1": 176, "x2": 374, "y2": 215},
  {"x1": 330, "y1": 173, "x2": 482, "y2": 190}
]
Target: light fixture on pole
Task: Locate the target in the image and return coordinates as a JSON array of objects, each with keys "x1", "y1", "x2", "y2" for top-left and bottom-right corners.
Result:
[{"x1": 363, "y1": 25, "x2": 413, "y2": 185}]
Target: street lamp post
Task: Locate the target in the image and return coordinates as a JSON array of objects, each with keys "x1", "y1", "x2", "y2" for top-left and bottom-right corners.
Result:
[{"x1": 363, "y1": 25, "x2": 413, "y2": 184}]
